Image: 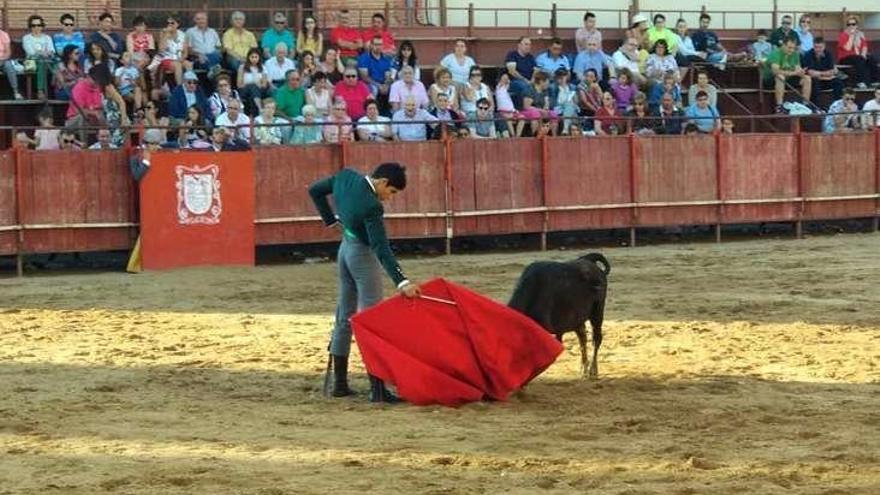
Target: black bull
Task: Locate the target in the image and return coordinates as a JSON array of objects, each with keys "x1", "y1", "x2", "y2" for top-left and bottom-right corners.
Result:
[{"x1": 508, "y1": 253, "x2": 610, "y2": 378}]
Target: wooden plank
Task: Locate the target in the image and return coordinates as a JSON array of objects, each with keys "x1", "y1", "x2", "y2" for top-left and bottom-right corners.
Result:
[
  {"x1": 0, "y1": 151, "x2": 17, "y2": 255},
  {"x1": 801, "y1": 133, "x2": 876, "y2": 220},
  {"x1": 721, "y1": 134, "x2": 799, "y2": 223}
]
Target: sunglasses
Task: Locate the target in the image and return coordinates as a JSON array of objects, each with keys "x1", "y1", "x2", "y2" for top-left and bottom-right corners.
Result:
[
  {"x1": 344, "y1": 74, "x2": 357, "y2": 78},
  {"x1": 62, "y1": 139, "x2": 75, "y2": 144},
  {"x1": 167, "y1": 20, "x2": 178, "y2": 24},
  {"x1": 186, "y1": 80, "x2": 198, "y2": 84},
  {"x1": 471, "y1": 72, "x2": 482, "y2": 76},
  {"x1": 31, "y1": 23, "x2": 45, "y2": 28},
  {"x1": 478, "y1": 106, "x2": 490, "y2": 110},
  {"x1": 333, "y1": 107, "x2": 346, "y2": 111},
  {"x1": 275, "y1": 21, "x2": 286, "y2": 24},
  {"x1": 801, "y1": 20, "x2": 811, "y2": 24},
  {"x1": 844, "y1": 97, "x2": 855, "y2": 101},
  {"x1": 782, "y1": 21, "x2": 791, "y2": 25},
  {"x1": 847, "y1": 22, "x2": 857, "y2": 26},
  {"x1": 63, "y1": 22, "x2": 74, "y2": 26}
]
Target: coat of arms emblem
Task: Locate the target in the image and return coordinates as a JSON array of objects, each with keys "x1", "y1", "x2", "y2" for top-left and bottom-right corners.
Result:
[{"x1": 176, "y1": 164, "x2": 222, "y2": 224}]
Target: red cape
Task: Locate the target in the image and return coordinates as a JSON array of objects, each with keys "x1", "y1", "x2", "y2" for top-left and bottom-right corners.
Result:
[{"x1": 351, "y1": 278, "x2": 563, "y2": 406}]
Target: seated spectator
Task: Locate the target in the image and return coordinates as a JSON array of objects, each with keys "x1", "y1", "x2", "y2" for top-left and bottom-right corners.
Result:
[
  {"x1": 692, "y1": 13, "x2": 733, "y2": 69},
  {"x1": 334, "y1": 67, "x2": 373, "y2": 120},
  {"x1": 300, "y1": 50, "x2": 318, "y2": 85},
  {"x1": 575, "y1": 12, "x2": 602, "y2": 53},
  {"x1": 440, "y1": 39, "x2": 476, "y2": 85},
  {"x1": 505, "y1": 37, "x2": 536, "y2": 99},
  {"x1": 429, "y1": 67, "x2": 459, "y2": 111},
  {"x1": 535, "y1": 118, "x2": 554, "y2": 138},
  {"x1": 54, "y1": 14, "x2": 85, "y2": 55},
  {"x1": 53, "y1": 46, "x2": 83, "y2": 101},
  {"x1": 646, "y1": 14, "x2": 678, "y2": 54},
  {"x1": 357, "y1": 100, "x2": 393, "y2": 141},
  {"x1": 389, "y1": 65, "x2": 428, "y2": 112},
  {"x1": 795, "y1": 15, "x2": 814, "y2": 54},
  {"x1": 649, "y1": 72, "x2": 682, "y2": 110},
  {"x1": 609, "y1": 68, "x2": 638, "y2": 111},
  {"x1": 577, "y1": 68, "x2": 604, "y2": 120},
  {"x1": 550, "y1": 68, "x2": 578, "y2": 135},
  {"x1": 265, "y1": 43, "x2": 297, "y2": 88},
  {"x1": 494, "y1": 72, "x2": 519, "y2": 137},
  {"x1": 306, "y1": 71, "x2": 334, "y2": 117},
  {"x1": 323, "y1": 98, "x2": 354, "y2": 143},
  {"x1": 297, "y1": 16, "x2": 324, "y2": 58},
  {"x1": 654, "y1": 92, "x2": 685, "y2": 135},
  {"x1": 535, "y1": 38, "x2": 571, "y2": 76},
  {"x1": 150, "y1": 15, "x2": 188, "y2": 88},
  {"x1": 722, "y1": 118, "x2": 735, "y2": 134},
  {"x1": 274, "y1": 69, "x2": 306, "y2": 119},
  {"x1": 392, "y1": 96, "x2": 438, "y2": 141},
  {"x1": 253, "y1": 98, "x2": 288, "y2": 145},
  {"x1": 392, "y1": 40, "x2": 421, "y2": 81},
  {"x1": 90, "y1": 12, "x2": 123, "y2": 62},
  {"x1": 238, "y1": 47, "x2": 271, "y2": 116},
  {"x1": 517, "y1": 71, "x2": 556, "y2": 137},
  {"x1": 290, "y1": 104, "x2": 323, "y2": 144},
  {"x1": 430, "y1": 92, "x2": 465, "y2": 138},
  {"x1": 88, "y1": 128, "x2": 116, "y2": 149},
  {"x1": 460, "y1": 65, "x2": 493, "y2": 118},
  {"x1": 573, "y1": 38, "x2": 616, "y2": 85},
  {"x1": 682, "y1": 122, "x2": 700, "y2": 135},
  {"x1": 186, "y1": 11, "x2": 222, "y2": 73},
  {"x1": 769, "y1": 15, "x2": 800, "y2": 48},
  {"x1": 687, "y1": 71, "x2": 717, "y2": 108},
  {"x1": 126, "y1": 16, "x2": 155, "y2": 68},
  {"x1": 208, "y1": 125, "x2": 251, "y2": 151},
  {"x1": 685, "y1": 90, "x2": 721, "y2": 133},
  {"x1": 23, "y1": 15, "x2": 56, "y2": 99},
  {"x1": 115, "y1": 51, "x2": 143, "y2": 110},
  {"x1": 170, "y1": 71, "x2": 209, "y2": 124},
  {"x1": 138, "y1": 101, "x2": 170, "y2": 136},
  {"x1": 329, "y1": 10, "x2": 363, "y2": 66},
  {"x1": 612, "y1": 38, "x2": 646, "y2": 87},
  {"x1": 823, "y1": 88, "x2": 863, "y2": 133},
  {"x1": 0, "y1": 27, "x2": 22, "y2": 99},
  {"x1": 626, "y1": 92, "x2": 656, "y2": 134},
  {"x1": 16, "y1": 109, "x2": 60, "y2": 149},
  {"x1": 84, "y1": 41, "x2": 114, "y2": 75},
  {"x1": 214, "y1": 98, "x2": 250, "y2": 142},
  {"x1": 468, "y1": 97, "x2": 497, "y2": 139},
  {"x1": 319, "y1": 47, "x2": 345, "y2": 84},
  {"x1": 645, "y1": 39, "x2": 679, "y2": 84},
  {"x1": 674, "y1": 19, "x2": 703, "y2": 82},
  {"x1": 837, "y1": 17, "x2": 879, "y2": 89},
  {"x1": 862, "y1": 87, "x2": 880, "y2": 128},
  {"x1": 177, "y1": 104, "x2": 211, "y2": 148},
  {"x1": 750, "y1": 30, "x2": 772, "y2": 64},
  {"x1": 593, "y1": 91, "x2": 623, "y2": 135},
  {"x1": 763, "y1": 38, "x2": 811, "y2": 112},
  {"x1": 222, "y1": 11, "x2": 257, "y2": 73},
  {"x1": 803, "y1": 36, "x2": 843, "y2": 106},
  {"x1": 261, "y1": 12, "x2": 296, "y2": 59},
  {"x1": 362, "y1": 13, "x2": 396, "y2": 56},
  {"x1": 358, "y1": 35, "x2": 394, "y2": 97},
  {"x1": 58, "y1": 127, "x2": 82, "y2": 150},
  {"x1": 208, "y1": 74, "x2": 242, "y2": 119}
]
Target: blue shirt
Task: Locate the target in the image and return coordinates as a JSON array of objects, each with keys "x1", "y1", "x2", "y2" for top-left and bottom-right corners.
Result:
[
  {"x1": 795, "y1": 27, "x2": 813, "y2": 53},
  {"x1": 691, "y1": 29, "x2": 721, "y2": 53},
  {"x1": 392, "y1": 109, "x2": 437, "y2": 141},
  {"x1": 534, "y1": 51, "x2": 571, "y2": 76},
  {"x1": 260, "y1": 28, "x2": 295, "y2": 56},
  {"x1": 573, "y1": 50, "x2": 612, "y2": 81},
  {"x1": 504, "y1": 50, "x2": 536, "y2": 80},
  {"x1": 648, "y1": 83, "x2": 682, "y2": 107},
  {"x1": 357, "y1": 51, "x2": 394, "y2": 84},
  {"x1": 685, "y1": 104, "x2": 719, "y2": 132},
  {"x1": 53, "y1": 32, "x2": 85, "y2": 55},
  {"x1": 89, "y1": 31, "x2": 124, "y2": 58}
]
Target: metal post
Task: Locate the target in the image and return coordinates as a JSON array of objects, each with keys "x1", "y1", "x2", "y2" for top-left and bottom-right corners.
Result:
[
  {"x1": 467, "y1": 3, "x2": 474, "y2": 38},
  {"x1": 440, "y1": 0, "x2": 448, "y2": 27},
  {"x1": 715, "y1": 130, "x2": 723, "y2": 243},
  {"x1": 794, "y1": 117, "x2": 804, "y2": 239},
  {"x1": 539, "y1": 135, "x2": 549, "y2": 251},
  {"x1": 444, "y1": 134, "x2": 455, "y2": 255},
  {"x1": 628, "y1": 133, "x2": 638, "y2": 247},
  {"x1": 550, "y1": 4, "x2": 558, "y2": 39},
  {"x1": 13, "y1": 134, "x2": 24, "y2": 277},
  {"x1": 874, "y1": 127, "x2": 879, "y2": 233}
]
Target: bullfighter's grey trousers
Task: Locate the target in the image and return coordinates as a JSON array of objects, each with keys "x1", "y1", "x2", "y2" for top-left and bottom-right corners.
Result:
[{"x1": 329, "y1": 236, "x2": 383, "y2": 357}]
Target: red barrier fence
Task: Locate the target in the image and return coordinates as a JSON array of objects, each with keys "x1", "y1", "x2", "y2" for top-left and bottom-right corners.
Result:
[{"x1": 2, "y1": 131, "x2": 878, "y2": 272}]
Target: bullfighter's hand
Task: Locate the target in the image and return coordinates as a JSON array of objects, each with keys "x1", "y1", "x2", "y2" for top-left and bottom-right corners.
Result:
[{"x1": 399, "y1": 282, "x2": 421, "y2": 299}]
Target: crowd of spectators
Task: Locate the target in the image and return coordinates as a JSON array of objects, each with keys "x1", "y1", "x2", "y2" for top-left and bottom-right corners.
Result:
[{"x1": 2, "y1": 9, "x2": 879, "y2": 150}]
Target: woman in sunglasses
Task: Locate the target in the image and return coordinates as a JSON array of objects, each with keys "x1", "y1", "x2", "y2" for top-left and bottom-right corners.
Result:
[
  {"x1": 837, "y1": 16, "x2": 879, "y2": 89},
  {"x1": 23, "y1": 15, "x2": 56, "y2": 99}
]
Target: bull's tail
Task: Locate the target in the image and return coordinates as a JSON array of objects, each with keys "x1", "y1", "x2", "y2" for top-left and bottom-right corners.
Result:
[{"x1": 582, "y1": 253, "x2": 611, "y2": 275}]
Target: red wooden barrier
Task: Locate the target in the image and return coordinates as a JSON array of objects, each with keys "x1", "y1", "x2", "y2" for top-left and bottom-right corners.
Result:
[
  {"x1": 544, "y1": 136, "x2": 631, "y2": 231},
  {"x1": 451, "y1": 138, "x2": 543, "y2": 236},
  {"x1": 800, "y1": 133, "x2": 877, "y2": 220},
  {"x1": 346, "y1": 141, "x2": 447, "y2": 239},
  {"x1": 253, "y1": 145, "x2": 340, "y2": 245},
  {"x1": 17, "y1": 150, "x2": 135, "y2": 254},
  {"x1": 0, "y1": 151, "x2": 17, "y2": 255},
  {"x1": 634, "y1": 135, "x2": 718, "y2": 227},
  {"x1": 720, "y1": 134, "x2": 799, "y2": 223}
]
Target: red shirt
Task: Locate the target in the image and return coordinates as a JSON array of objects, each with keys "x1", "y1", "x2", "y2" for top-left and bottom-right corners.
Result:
[
  {"x1": 67, "y1": 79, "x2": 103, "y2": 119},
  {"x1": 329, "y1": 26, "x2": 362, "y2": 58},
  {"x1": 837, "y1": 31, "x2": 868, "y2": 60},
  {"x1": 594, "y1": 106, "x2": 623, "y2": 134},
  {"x1": 334, "y1": 80, "x2": 372, "y2": 120},
  {"x1": 361, "y1": 28, "x2": 396, "y2": 54}
]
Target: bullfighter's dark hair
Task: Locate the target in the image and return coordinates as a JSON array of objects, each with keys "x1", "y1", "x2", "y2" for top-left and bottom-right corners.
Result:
[{"x1": 372, "y1": 162, "x2": 407, "y2": 190}]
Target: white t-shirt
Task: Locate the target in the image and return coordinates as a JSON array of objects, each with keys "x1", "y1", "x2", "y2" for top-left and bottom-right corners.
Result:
[
  {"x1": 161, "y1": 31, "x2": 186, "y2": 60},
  {"x1": 357, "y1": 115, "x2": 391, "y2": 140},
  {"x1": 242, "y1": 66, "x2": 267, "y2": 86},
  {"x1": 215, "y1": 112, "x2": 251, "y2": 141},
  {"x1": 863, "y1": 99, "x2": 880, "y2": 127},
  {"x1": 460, "y1": 82, "x2": 491, "y2": 114},
  {"x1": 440, "y1": 53, "x2": 476, "y2": 85},
  {"x1": 264, "y1": 56, "x2": 297, "y2": 83}
]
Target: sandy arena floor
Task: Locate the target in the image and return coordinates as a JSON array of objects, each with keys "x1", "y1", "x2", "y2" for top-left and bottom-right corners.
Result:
[{"x1": 1, "y1": 234, "x2": 879, "y2": 494}]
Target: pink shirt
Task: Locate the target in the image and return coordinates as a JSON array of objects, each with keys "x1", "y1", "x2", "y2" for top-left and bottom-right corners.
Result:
[
  {"x1": 67, "y1": 79, "x2": 103, "y2": 119},
  {"x1": 334, "y1": 80, "x2": 372, "y2": 120},
  {"x1": 389, "y1": 80, "x2": 429, "y2": 108},
  {"x1": 0, "y1": 30, "x2": 11, "y2": 60},
  {"x1": 322, "y1": 116, "x2": 353, "y2": 143}
]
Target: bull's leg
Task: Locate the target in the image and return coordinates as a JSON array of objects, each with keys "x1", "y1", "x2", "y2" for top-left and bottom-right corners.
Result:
[
  {"x1": 589, "y1": 300, "x2": 605, "y2": 379},
  {"x1": 574, "y1": 325, "x2": 589, "y2": 378}
]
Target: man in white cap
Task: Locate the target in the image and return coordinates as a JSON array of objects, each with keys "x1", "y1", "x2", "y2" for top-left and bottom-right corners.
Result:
[
  {"x1": 261, "y1": 12, "x2": 295, "y2": 59},
  {"x1": 629, "y1": 13, "x2": 649, "y2": 47}
]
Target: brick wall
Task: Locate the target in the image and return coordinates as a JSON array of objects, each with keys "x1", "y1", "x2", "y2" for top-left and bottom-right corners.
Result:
[{"x1": 2, "y1": 0, "x2": 121, "y2": 30}]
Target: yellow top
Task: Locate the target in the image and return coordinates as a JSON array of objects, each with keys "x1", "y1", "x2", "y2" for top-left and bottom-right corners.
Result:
[{"x1": 222, "y1": 28, "x2": 257, "y2": 60}]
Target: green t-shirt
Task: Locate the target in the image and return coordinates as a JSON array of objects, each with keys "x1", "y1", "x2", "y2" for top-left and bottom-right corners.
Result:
[
  {"x1": 763, "y1": 47, "x2": 800, "y2": 80},
  {"x1": 273, "y1": 85, "x2": 305, "y2": 118}
]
